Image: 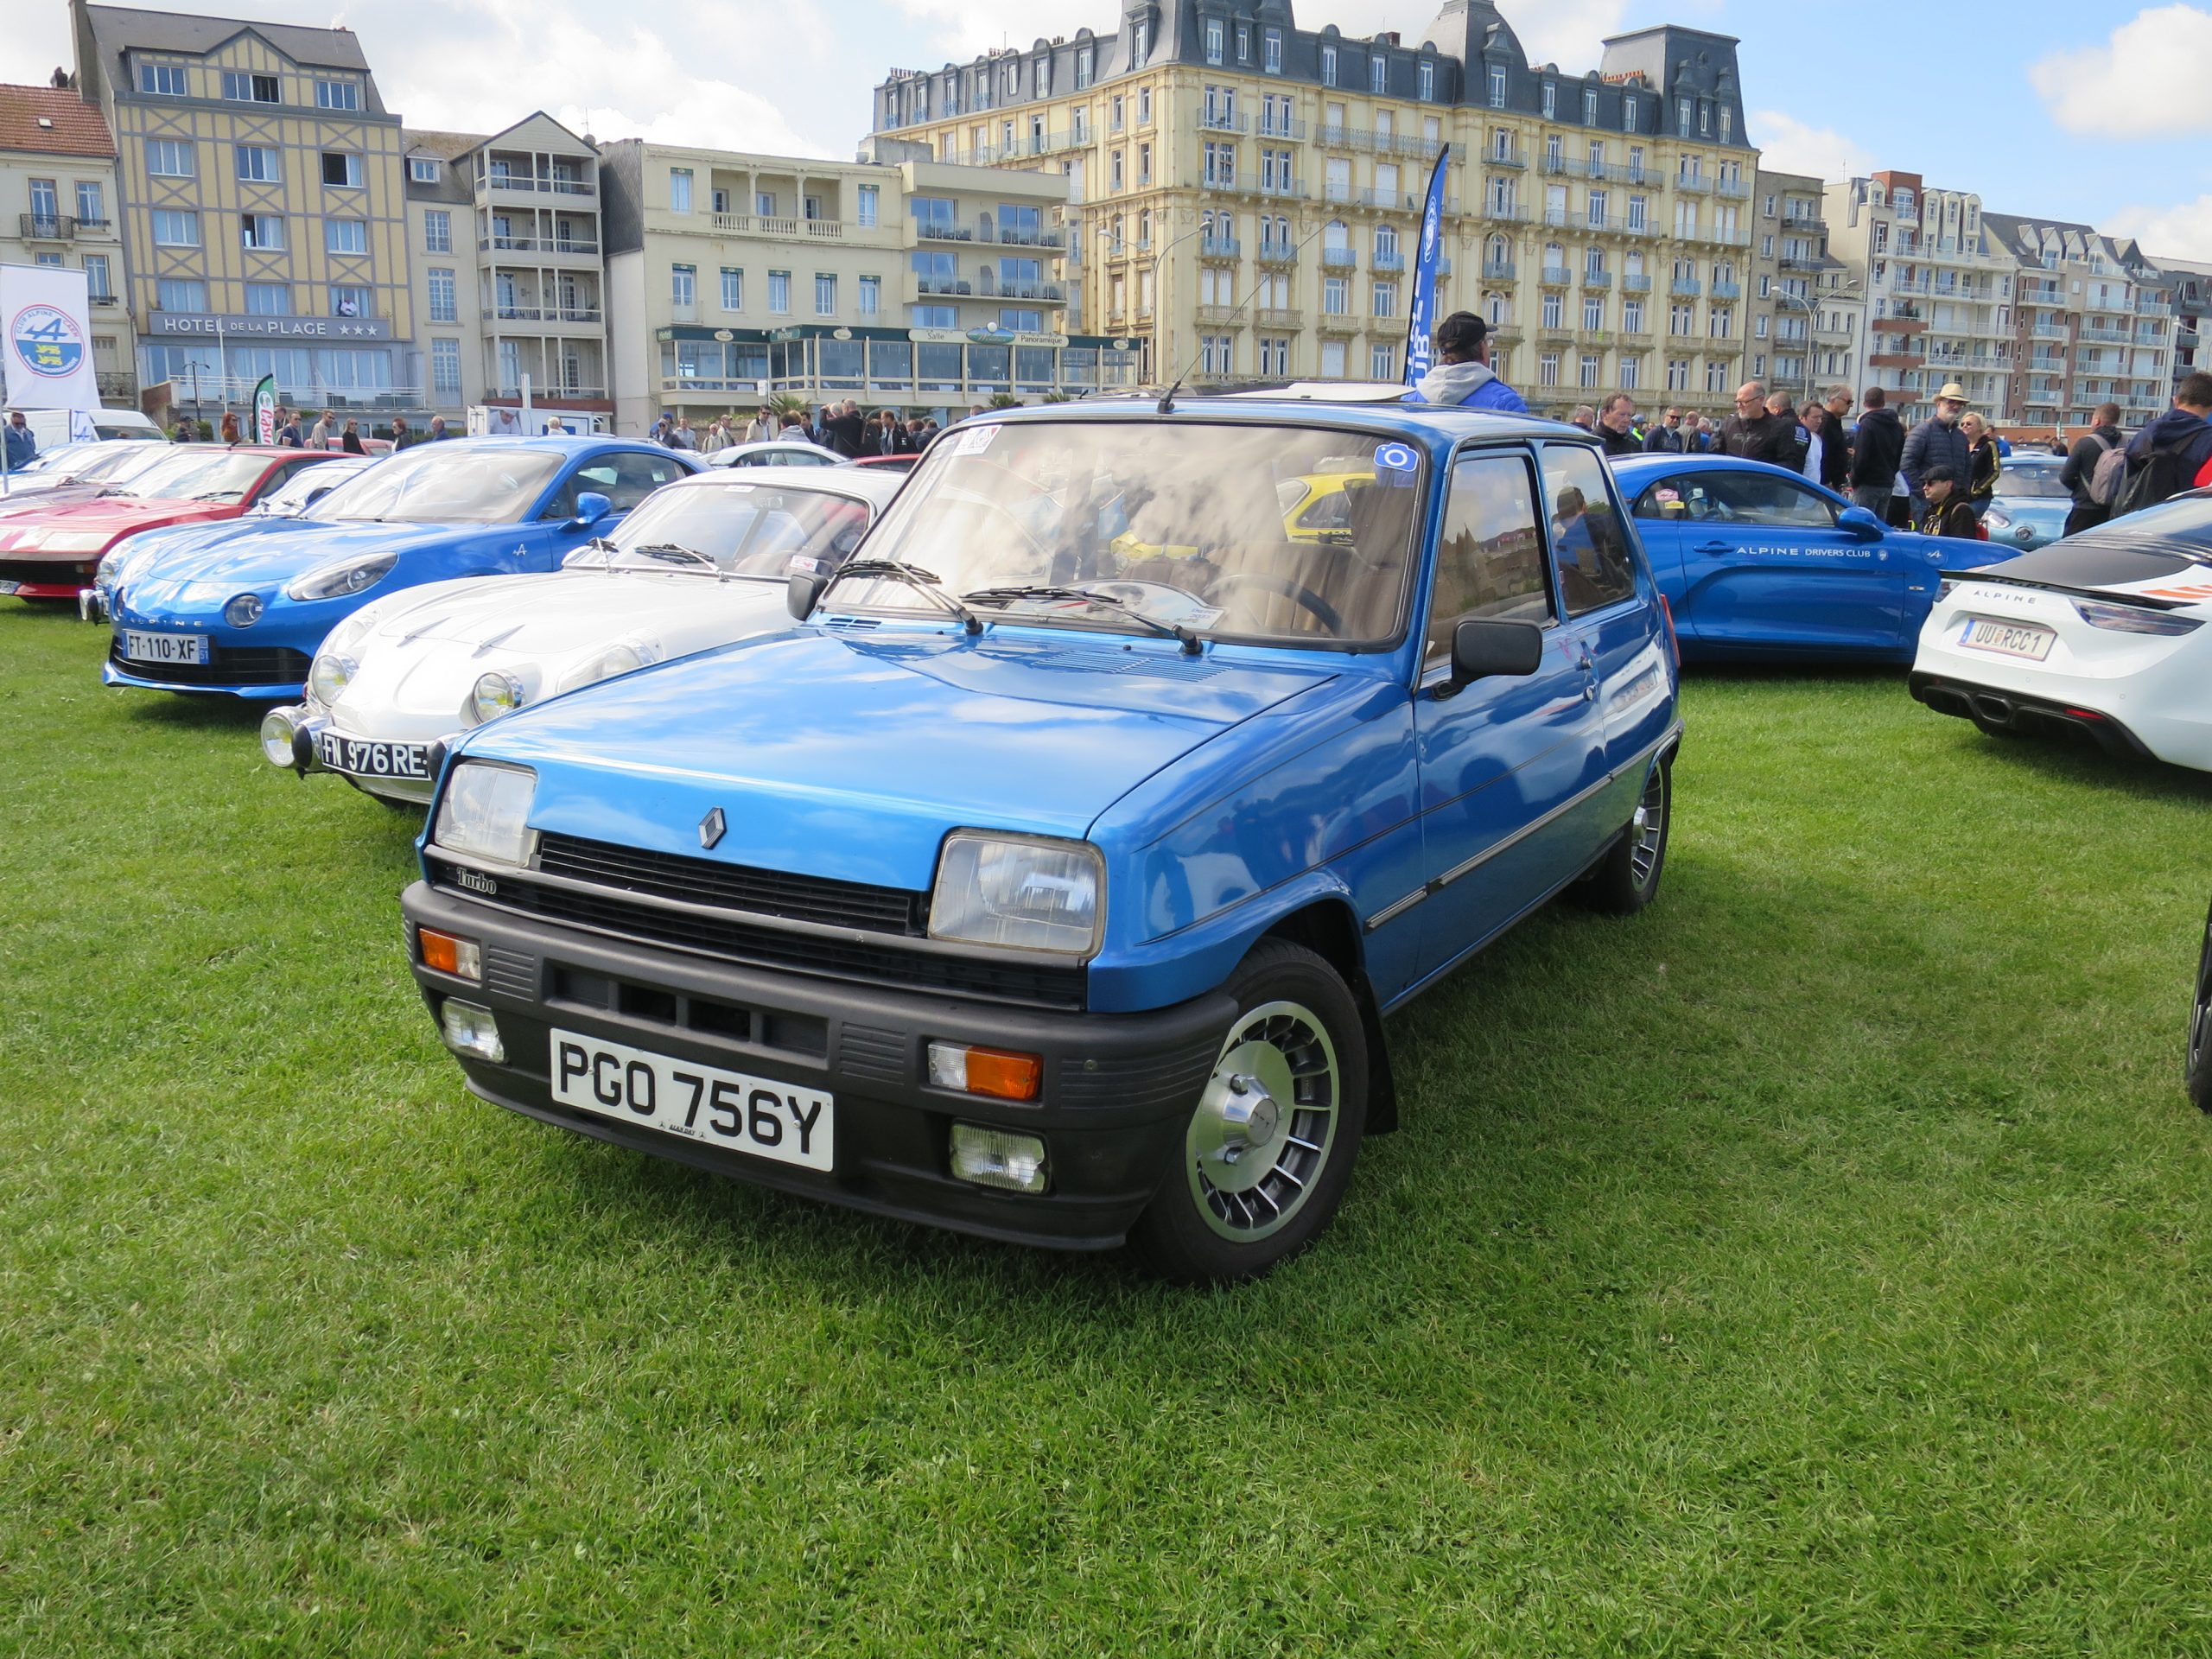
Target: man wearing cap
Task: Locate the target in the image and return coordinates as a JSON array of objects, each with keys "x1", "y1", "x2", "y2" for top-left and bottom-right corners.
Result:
[
  {"x1": 1405, "y1": 311, "x2": 1529, "y2": 413},
  {"x1": 1901, "y1": 382, "x2": 1972, "y2": 512},
  {"x1": 1914, "y1": 465, "x2": 1980, "y2": 539}
]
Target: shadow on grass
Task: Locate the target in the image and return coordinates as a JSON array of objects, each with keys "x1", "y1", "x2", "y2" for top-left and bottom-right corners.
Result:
[
  {"x1": 120, "y1": 691, "x2": 283, "y2": 734},
  {"x1": 1938, "y1": 720, "x2": 2212, "y2": 807}
]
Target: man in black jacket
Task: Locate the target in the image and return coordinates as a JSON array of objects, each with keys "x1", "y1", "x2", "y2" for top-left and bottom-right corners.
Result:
[
  {"x1": 1915, "y1": 465, "x2": 1980, "y2": 539},
  {"x1": 1847, "y1": 385, "x2": 1904, "y2": 517},
  {"x1": 1719, "y1": 380, "x2": 1802, "y2": 467},
  {"x1": 1642, "y1": 406, "x2": 1688, "y2": 452},
  {"x1": 2057, "y1": 401, "x2": 2125, "y2": 538},
  {"x1": 1596, "y1": 393, "x2": 1641, "y2": 458},
  {"x1": 1900, "y1": 382, "x2": 1972, "y2": 512}
]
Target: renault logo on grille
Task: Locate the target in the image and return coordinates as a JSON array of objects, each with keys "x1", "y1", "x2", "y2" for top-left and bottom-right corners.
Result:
[{"x1": 699, "y1": 807, "x2": 727, "y2": 849}]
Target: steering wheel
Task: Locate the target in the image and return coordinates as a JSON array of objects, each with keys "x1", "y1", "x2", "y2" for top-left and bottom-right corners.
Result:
[{"x1": 1204, "y1": 569, "x2": 1344, "y2": 636}]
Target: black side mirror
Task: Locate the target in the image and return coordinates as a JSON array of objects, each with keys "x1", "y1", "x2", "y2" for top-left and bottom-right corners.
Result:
[
  {"x1": 787, "y1": 568, "x2": 831, "y2": 621},
  {"x1": 1448, "y1": 618, "x2": 1544, "y2": 689}
]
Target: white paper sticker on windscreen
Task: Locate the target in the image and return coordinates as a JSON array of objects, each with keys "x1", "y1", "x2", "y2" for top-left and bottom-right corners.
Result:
[{"x1": 951, "y1": 423, "x2": 1001, "y2": 456}]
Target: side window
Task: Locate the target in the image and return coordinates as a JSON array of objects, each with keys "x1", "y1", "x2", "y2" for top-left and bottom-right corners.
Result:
[
  {"x1": 1426, "y1": 449, "x2": 1551, "y2": 664},
  {"x1": 1632, "y1": 476, "x2": 1707, "y2": 522},
  {"x1": 607, "y1": 451, "x2": 681, "y2": 509},
  {"x1": 1699, "y1": 469, "x2": 1837, "y2": 528},
  {"x1": 1537, "y1": 444, "x2": 1637, "y2": 616}
]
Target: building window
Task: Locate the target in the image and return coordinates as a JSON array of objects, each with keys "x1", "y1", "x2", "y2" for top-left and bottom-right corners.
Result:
[
  {"x1": 858, "y1": 274, "x2": 880, "y2": 316},
  {"x1": 1580, "y1": 353, "x2": 1601, "y2": 388},
  {"x1": 156, "y1": 277, "x2": 205, "y2": 311},
  {"x1": 1543, "y1": 291, "x2": 1563, "y2": 328},
  {"x1": 1584, "y1": 89, "x2": 1599, "y2": 124},
  {"x1": 1584, "y1": 295, "x2": 1604, "y2": 330},
  {"x1": 1667, "y1": 358, "x2": 1689, "y2": 391},
  {"x1": 1620, "y1": 355, "x2": 1640, "y2": 390},
  {"x1": 245, "y1": 281, "x2": 288, "y2": 315},
  {"x1": 671, "y1": 264, "x2": 696, "y2": 308},
  {"x1": 137, "y1": 61, "x2": 188, "y2": 97},
  {"x1": 329, "y1": 287, "x2": 370, "y2": 318},
  {"x1": 855, "y1": 184, "x2": 879, "y2": 228},
  {"x1": 768, "y1": 270, "x2": 791, "y2": 314},
  {"x1": 410, "y1": 156, "x2": 442, "y2": 184},
  {"x1": 315, "y1": 79, "x2": 360, "y2": 111},
  {"x1": 669, "y1": 168, "x2": 692, "y2": 213},
  {"x1": 1265, "y1": 27, "x2": 1283, "y2": 73},
  {"x1": 815, "y1": 273, "x2": 837, "y2": 315},
  {"x1": 1076, "y1": 44, "x2": 1093, "y2": 88},
  {"x1": 321, "y1": 151, "x2": 363, "y2": 188},
  {"x1": 1417, "y1": 59, "x2": 1435, "y2": 101},
  {"x1": 1321, "y1": 45, "x2": 1338, "y2": 86},
  {"x1": 912, "y1": 303, "x2": 957, "y2": 328},
  {"x1": 83, "y1": 255, "x2": 111, "y2": 299},
  {"x1": 1538, "y1": 352, "x2": 1560, "y2": 386},
  {"x1": 721, "y1": 267, "x2": 742, "y2": 310},
  {"x1": 1677, "y1": 99, "x2": 1692, "y2": 137},
  {"x1": 223, "y1": 71, "x2": 281, "y2": 104},
  {"x1": 240, "y1": 213, "x2": 284, "y2": 251},
  {"x1": 1706, "y1": 361, "x2": 1728, "y2": 393},
  {"x1": 1323, "y1": 276, "x2": 1349, "y2": 315},
  {"x1": 1373, "y1": 280, "x2": 1398, "y2": 318},
  {"x1": 144, "y1": 138, "x2": 194, "y2": 177},
  {"x1": 1489, "y1": 67, "x2": 1507, "y2": 108},
  {"x1": 151, "y1": 209, "x2": 199, "y2": 247},
  {"x1": 1111, "y1": 150, "x2": 1125, "y2": 191},
  {"x1": 1366, "y1": 341, "x2": 1392, "y2": 379},
  {"x1": 235, "y1": 144, "x2": 281, "y2": 182},
  {"x1": 1236, "y1": 23, "x2": 1251, "y2": 60},
  {"x1": 76, "y1": 181, "x2": 105, "y2": 225},
  {"x1": 1205, "y1": 143, "x2": 1235, "y2": 188},
  {"x1": 432, "y1": 337, "x2": 461, "y2": 397},
  {"x1": 1205, "y1": 20, "x2": 1224, "y2": 64},
  {"x1": 423, "y1": 208, "x2": 451, "y2": 253},
  {"x1": 1139, "y1": 86, "x2": 1152, "y2": 124},
  {"x1": 1371, "y1": 55, "x2": 1389, "y2": 95},
  {"x1": 1624, "y1": 97, "x2": 1639, "y2": 133},
  {"x1": 427, "y1": 267, "x2": 456, "y2": 323},
  {"x1": 325, "y1": 219, "x2": 368, "y2": 255}
]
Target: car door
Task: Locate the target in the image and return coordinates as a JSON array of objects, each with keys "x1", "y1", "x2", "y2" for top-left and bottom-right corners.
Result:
[
  {"x1": 1669, "y1": 467, "x2": 1910, "y2": 652},
  {"x1": 1625, "y1": 472, "x2": 1695, "y2": 613},
  {"x1": 1409, "y1": 445, "x2": 1607, "y2": 983},
  {"x1": 531, "y1": 450, "x2": 686, "y2": 567}
]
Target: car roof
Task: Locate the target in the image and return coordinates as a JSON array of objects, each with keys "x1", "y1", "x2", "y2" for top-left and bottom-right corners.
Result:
[
  {"x1": 664, "y1": 465, "x2": 905, "y2": 507},
  {"x1": 969, "y1": 395, "x2": 1597, "y2": 455},
  {"x1": 1610, "y1": 453, "x2": 1824, "y2": 486}
]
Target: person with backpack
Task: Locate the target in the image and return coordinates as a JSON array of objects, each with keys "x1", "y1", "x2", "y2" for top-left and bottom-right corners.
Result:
[
  {"x1": 2057, "y1": 401, "x2": 2126, "y2": 538},
  {"x1": 2113, "y1": 372, "x2": 2212, "y2": 520}
]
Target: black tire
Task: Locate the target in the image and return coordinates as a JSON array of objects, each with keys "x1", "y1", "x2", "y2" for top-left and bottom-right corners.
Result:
[
  {"x1": 1579, "y1": 753, "x2": 1672, "y2": 916},
  {"x1": 1127, "y1": 939, "x2": 1368, "y2": 1285},
  {"x1": 2188, "y1": 901, "x2": 2212, "y2": 1114}
]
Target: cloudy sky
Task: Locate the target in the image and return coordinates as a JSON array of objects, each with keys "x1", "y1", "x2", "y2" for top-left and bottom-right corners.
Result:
[{"x1": 9, "y1": 0, "x2": 2212, "y2": 257}]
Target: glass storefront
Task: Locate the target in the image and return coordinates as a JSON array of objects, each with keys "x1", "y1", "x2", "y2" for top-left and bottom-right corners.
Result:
[{"x1": 656, "y1": 327, "x2": 1145, "y2": 406}]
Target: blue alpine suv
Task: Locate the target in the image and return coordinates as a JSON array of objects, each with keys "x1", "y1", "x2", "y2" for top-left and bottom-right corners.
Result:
[
  {"x1": 101, "y1": 436, "x2": 698, "y2": 698},
  {"x1": 399, "y1": 400, "x2": 1683, "y2": 1281}
]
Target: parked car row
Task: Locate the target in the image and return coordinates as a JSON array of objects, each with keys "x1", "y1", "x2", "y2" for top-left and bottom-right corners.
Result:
[{"x1": 10, "y1": 403, "x2": 2204, "y2": 1280}]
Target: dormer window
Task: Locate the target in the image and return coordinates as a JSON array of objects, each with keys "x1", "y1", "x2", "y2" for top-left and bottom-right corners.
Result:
[
  {"x1": 1490, "y1": 67, "x2": 1507, "y2": 109},
  {"x1": 1264, "y1": 29, "x2": 1281, "y2": 73},
  {"x1": 1583, "y1": 88, "x2": 1599, "y2": 124},
  {"x1": 1418, "y1": 60, "x2": 1433, "y2": 101},
  {"x1": 1321, "y1": 45, "x2": 1338, "y2": 86},
  {"x1": 1371, "y1": 55, "x2": 1388, "y2": 96},
  {"x1": 1205, "y1": 20, "x2": 1223, "y2": 65}
]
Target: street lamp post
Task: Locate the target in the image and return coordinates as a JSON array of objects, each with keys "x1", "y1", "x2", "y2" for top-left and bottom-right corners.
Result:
[{"x1": 1774, "y1": 288, "x2": 1816, "y2": 410}]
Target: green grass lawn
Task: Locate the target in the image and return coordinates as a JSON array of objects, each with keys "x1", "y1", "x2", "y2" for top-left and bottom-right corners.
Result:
[{"x1": 3, "y1": 601, "x2": 2211, "y2": 1656}]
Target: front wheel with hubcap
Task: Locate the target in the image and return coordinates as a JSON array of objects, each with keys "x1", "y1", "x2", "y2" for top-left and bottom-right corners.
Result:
[
  {"x1": 1128, "y1": 939, "x2": 1367, "y2": 1285},
  {"x1": 2188, "y1": 901, "x2": 2212, "y2": 1113}
]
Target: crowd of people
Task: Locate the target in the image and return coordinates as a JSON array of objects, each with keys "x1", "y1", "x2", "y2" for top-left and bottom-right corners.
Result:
[
  {"x1": 1405, "y1": 308, "x2": 2212, "y2": 541},
  {"x1": 163, "y1": 406, "x2": 456, "y2": 453},
  {"x1": 647, "y1": 402, "x2": 949, "y2": 459}
]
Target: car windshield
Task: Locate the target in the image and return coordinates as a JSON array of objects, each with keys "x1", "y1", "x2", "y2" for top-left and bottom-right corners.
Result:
[
  {"x1": 18, "y1": 443, "x2": 90, "y2": 474},
  {"x1": 116, "y1": 450, "x2": 279, "y2": 502},
  {"x1": 1998, "y1": 463, "x2": 2069, "y2": 499},
  {"x1": 261, "y1": 460, "x2": 370, "y2": 517},
  {"x1": 564, "y1": 482, "x2": 874, "y2": 577},
  {"x1": 314, "y1": 446, "x2": 567, "y2": 524},
  {"x1": 846, "y1": 420, "x2": 1426, "y2": 645}
]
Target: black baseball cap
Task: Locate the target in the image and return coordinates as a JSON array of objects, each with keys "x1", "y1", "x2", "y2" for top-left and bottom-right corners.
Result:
[{"x1": 1434, "y1": 311, "x2": 1488, "y2": 357}]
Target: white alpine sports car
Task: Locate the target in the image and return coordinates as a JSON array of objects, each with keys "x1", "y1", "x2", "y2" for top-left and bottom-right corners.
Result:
[
  {"x1": 259, "y1": 465, "x2": 905, "y2": 804},
  {"x1": 1910, "y1": 489, "x2": 2212, "y2": 771}
]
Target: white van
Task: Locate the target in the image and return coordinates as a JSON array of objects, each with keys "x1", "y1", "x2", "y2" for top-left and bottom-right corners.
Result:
[{"x1": 15, "y1": 407, "x2": 164, "y2": 453}]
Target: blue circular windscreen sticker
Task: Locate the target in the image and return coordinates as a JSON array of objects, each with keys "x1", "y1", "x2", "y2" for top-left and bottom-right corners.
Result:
[{"x1": 1375, "y1": 442, "x2": 1419, "y2": 486}]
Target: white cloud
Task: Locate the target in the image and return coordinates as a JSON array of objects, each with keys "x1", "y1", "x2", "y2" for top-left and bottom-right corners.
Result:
[
  {"x1": 2030, "y1": 4, "x2": 2212, "y2": 137},
  {"x1": 1745, "y1": 111, "x2": 1875, "y2": 181},
  {"x1": 2107, "y1": 194, "x2": 2212, "y2": 262}
]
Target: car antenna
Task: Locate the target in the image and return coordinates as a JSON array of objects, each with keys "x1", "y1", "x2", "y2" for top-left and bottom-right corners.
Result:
[{"x1": 1158, "y1": 223, "x2": 1326, "y2": 415}]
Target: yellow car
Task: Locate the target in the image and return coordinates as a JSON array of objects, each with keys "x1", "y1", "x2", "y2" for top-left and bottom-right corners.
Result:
[{"x1": 1108, "y1": 465, "x2": 1377, "y2": 564}]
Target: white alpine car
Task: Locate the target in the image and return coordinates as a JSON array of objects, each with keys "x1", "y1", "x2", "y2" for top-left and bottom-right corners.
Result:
[
  {"x1": 1910, "y1": 489, "x2": 2212, "y2": 770},
  {"x1": 259, "y1": 465, "x2": 905, "y2": 804}
]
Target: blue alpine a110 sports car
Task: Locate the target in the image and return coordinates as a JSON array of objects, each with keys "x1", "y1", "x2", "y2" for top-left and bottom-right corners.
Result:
[
  {"x1": 400, "y1": 397, "x2": 1686, "y2": 1282},
  {"x1": 1608, "y1": 453, "x2": 2018, "y2": 662},
  {"x1": 101, "y1": 436, "x2": 701, "y2": 697}
]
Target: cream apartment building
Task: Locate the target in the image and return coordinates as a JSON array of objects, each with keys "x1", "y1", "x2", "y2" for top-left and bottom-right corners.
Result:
[
  {"x1": 0, "y1": 79, "x2": 137, "y2": 410},
  {"x1": 872, "y1": 0, "x2": 1764, "y2": 418},
  {"x1": 1982, "y1": 213, "x2": 2173, "y2": 438},
  {"x1": 1745, "y1": 168, "x2": 1861, "y2": 410},
  {"x1": 600, "y1": 139, "x2": 1136, "y2": 432}
]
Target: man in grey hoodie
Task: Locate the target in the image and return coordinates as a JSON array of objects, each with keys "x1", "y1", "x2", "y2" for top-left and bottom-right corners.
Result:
[{"x1": 1405, "y1": 312, "x2": 1529, "y2": 414}]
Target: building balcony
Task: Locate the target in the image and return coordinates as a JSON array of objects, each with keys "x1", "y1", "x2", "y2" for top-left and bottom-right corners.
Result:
[
  {"x1": 1256, "y1": 240, "x2": 1299, "y2": 265},
  {"x1": 1537, "y1": 325, "x2": 1573, "y2": 346},
  {"x1": 480, "y1": 235, "x2": 601, "y2": 258},
  {"x1": 482, "y1": 305, "x2": 604, "y2": 327},
  {"x1": 1198, "y1": 109, "x2": 1250, "y2": 134},
  {"x1": 1670, "y1": 278, "x2": 1701, "y2": 297},
  {"x1": 1618, "y1": 329, "x2": 1653, "y2": 348},
  {"x1": 1580, "y1": 270, "x2": 1611, "y2": 289},
  {"x1": 1315, "y1": 311, "x2": 1361, "y2": 334},
  {"x1": 1779, "y1": 256, "x2": 1826, "y2": 272},
  {"x1": 1541, "y1": 266, "x2": 1573, "y2": 287},
  {"x1": 478, "y1": 174, "x2": 595, "y2": 202},
  {"x1": 1484, "y1": 144, "x2": 1527, "y2": 168},
  {"x1": 1255, "y1": 308, "x2": 1301, "y2": 330},
  {"x1": 1198, "y1": 234, "x2": 1241, "y2": 261},
  {"x1": 1675, "y1": 174, "x2": 1710, "y2": 194},
  {"x1": 918, "y1": 223, "x2": 976, "y2": 242},
  {"x1": 1781, "y1": 213, "x2": 1825, "y2": 232},
  {"x1": 1256, "y1": 117, "x2": 1306, "y2": 141},
  {"x1": 1622, "y1": 273, "x2": 1652, "y2": 293},
  {"x1": 1320, "y1": 247, "x2": 1357, "y2": 270},
  {"x1": 2139, "y1": 298, "x2": 2173, "y2": 316},
  {"x1": 1869, "y1": 351, "x2": 1926, "y2": 369},
  {"x1": 1193, "y1": 304, "x2": 1247, "y2": 327},
  {"x1": 19, "y1": 213, "x2": 77, "y2": 241},
  {"x1": 2031, "y1": 323, "x2": 2069, "y2": 340},
  {"x1": 2081, "y1": 324, "x2": 2129, "y2": 343},
  {"x1": 96, "y1": 370, "x2": 137, "y2": 400},
  {"x1": 907, "y1": 274, "x2": 974, "y2": 299},
  {"x1": 1714, "y1": 180, "x2": 1751, "y2": 200},
  {"x1": 1709, "y1": 281, "x2": 1741, "y2": 300},
  {"x1": 1481, "y1": 260, "x2": 1516, "y2": 282},
  {"x1": 1372, "y1": 250, "x2": 1405, "y2": 273},
  {"x1": 707, "y1": 213, "x2": 876, "y2": 244},
  {"x1": 987, "y1": 279, "x2": 1065, "y2": 302}
]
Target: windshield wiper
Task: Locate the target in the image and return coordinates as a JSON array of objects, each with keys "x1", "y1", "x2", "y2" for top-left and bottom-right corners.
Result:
[
  {"x1": 626, "y1": 543, "x2": 715, "y2": 569},
  {"x1": 827, "y1": 558, "x2": 981, "y2": 634},
  {"x1": 963, "y1": 584, "x2": 1203, "y2": 654}
]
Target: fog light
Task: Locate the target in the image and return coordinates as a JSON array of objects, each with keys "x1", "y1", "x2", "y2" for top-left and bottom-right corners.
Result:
[
  {"x1": 417, "y1": 927, "x2": 482, "y2": 982},
  {"x1": 438, "y1": 998, "x2": 504, "y2": 1061},
  {"x1": 258, "y1": 708, "x2": 296, "y2": 767},
  {"x1": 927, "y1": 1040, "x2": 1042, "y2": 1102},
  {"x1": 224, "y1": 593, "x2": 263, "y2": 627},
  {"x1": 950, "y1": 1123, "x2": 1048, "y2": 1193}
]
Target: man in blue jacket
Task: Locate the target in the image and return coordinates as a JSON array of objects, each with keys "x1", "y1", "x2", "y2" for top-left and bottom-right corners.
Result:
[
  {"x1": 3, "y1": 410, "x2": 35, "y2": 472},
  {"x1": 1406, "y1": 312, "x2": 1529, "y2": 413}
]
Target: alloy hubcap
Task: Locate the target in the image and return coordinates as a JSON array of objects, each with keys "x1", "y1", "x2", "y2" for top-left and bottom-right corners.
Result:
[
  {"x1": 1629, "y1": 766, "x2": 1668, "y2": 887},
  {"x1": 1186, "y1": 1000, "x2": 1338, "y2": 1241}
]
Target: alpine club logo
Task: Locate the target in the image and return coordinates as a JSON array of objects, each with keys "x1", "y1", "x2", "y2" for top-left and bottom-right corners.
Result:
[{"x1": 10, "y1": 304, "x2": 86, "y2": 379}]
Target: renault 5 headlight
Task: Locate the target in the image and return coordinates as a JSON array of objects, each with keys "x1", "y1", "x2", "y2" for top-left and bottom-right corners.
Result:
[
  {"x1": 928, "y1": 831, "x2": 1103, "y2": 957},
  {"x1": 432, "y1": 762, "x2": 537, "y2": 868},
  {"x1": 556, "y1": 641, "x2": 657, "y2": 695},
  {"x1": 287, "y1": 550, "x2": 397, "y2": 602}
]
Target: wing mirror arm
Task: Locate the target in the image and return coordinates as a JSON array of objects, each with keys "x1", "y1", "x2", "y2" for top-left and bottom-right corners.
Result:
[{"x1": 1437, "y1": 618, "x2": 1545, "y2": 697}]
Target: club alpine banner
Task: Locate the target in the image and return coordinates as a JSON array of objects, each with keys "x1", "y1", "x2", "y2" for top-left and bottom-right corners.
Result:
[
  {"x1": 252, "y1": 374, "x2": 277, "y2": 444},
  {"x1": 1402, "y1": 146, "x2": 1451, "y2": 386},
  {"x1": 0, "y1": 262, "x2": 101, "y2": 415}
]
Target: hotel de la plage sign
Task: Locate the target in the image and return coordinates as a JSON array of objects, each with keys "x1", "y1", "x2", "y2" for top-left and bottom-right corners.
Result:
[{"x1": 147, "y1": 312, "x2": 393, "y2": 341}]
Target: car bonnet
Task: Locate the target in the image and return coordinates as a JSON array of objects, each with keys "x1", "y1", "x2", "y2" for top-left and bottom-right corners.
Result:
[
  {"x1": 121, "y1": 517, "x2": 478, "y2": 598},
  {"x1": 451, "y1": 628, "x2": 1339, "y2": 892},
  {"x1": 362, "y1": 568, "x2": 790, "y2": 653}
]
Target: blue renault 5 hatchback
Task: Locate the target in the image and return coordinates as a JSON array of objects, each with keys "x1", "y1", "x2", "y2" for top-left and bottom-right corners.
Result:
[
  {"x1": 400, "y1": 399, "x2": 1683, "y2": 1281},
  {"x1": 101, "y1": 436, "x2": 698, "y2": 698}
]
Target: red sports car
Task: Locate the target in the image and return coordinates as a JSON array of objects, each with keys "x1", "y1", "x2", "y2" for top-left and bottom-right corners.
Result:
[{"x1": 0, "y1": 447, "x2": 343, "y2": 601}]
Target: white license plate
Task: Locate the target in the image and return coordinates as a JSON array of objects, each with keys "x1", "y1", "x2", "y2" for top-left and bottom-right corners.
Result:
[
  {"x1": 550, "y1": 1028, "x2": 833, "y2": 1172},
  {"x1": 1959, "y1": 618, "x2": 2055, "y2": 660},
  {"x1": 121, "y1": 628, "x2": 209, "y2": 664},
  {"x1": 317, "y1": 730, "x2": 431, "y2": 779}
]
